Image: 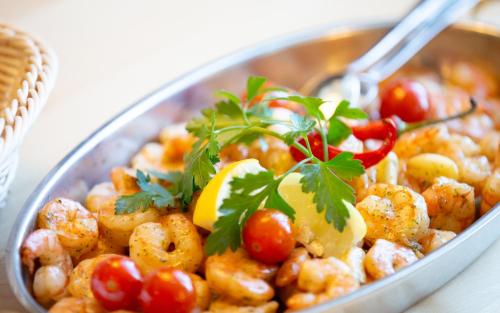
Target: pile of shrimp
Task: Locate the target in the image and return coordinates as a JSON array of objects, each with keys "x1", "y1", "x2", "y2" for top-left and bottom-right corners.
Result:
[{"x1": 21, "y1": 61, "x2": 499, "y2": 313}]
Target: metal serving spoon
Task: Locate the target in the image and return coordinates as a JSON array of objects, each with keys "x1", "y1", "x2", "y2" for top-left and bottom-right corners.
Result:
[{"x1": 301, "y1": 0, "x2": 480, "y2": 106}]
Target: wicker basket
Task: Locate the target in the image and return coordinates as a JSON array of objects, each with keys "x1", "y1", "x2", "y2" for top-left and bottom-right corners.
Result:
[{"x1": 0, "y1": 24, "x2": 57, "y2": 207}]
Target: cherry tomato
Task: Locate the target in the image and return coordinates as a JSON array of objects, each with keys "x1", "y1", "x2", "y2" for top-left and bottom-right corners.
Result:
[
  {"x1": 242, "y1": 209, "x2": 295, "y2": 264},
  {"x1": 380, "y1": 79, "x2": 430, "y2": 123},
  {"x1": 139, "y1": 267, "x2": 196, "y2": 313},
  {"x1": 91, "y1": 255, "x2": 143, "y2": 311}
]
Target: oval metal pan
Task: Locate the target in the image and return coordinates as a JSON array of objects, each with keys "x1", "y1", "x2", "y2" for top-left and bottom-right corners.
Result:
[{"x1": 6, "y1": 21, "x2": 500, "y2": 313}]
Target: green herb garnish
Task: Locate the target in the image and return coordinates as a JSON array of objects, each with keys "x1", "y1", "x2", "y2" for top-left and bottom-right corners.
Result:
[{"x1": 115, "y1": 76, "x2": 367, "y2": 255}]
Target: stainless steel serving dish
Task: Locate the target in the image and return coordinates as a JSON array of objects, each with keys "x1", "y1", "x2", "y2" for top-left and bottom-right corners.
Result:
[{"x1": 6, "y1": 21, "x2": 500, "y2": 313}]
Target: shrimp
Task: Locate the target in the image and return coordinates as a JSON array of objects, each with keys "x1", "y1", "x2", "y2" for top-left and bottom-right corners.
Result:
[
  {"x1": 207, "y1": 299, "x2": 279, "y2": 313},
  {"x1": 85, "y1": 182, "x2": 116, "y2": 213},
  {"x1": 441, "y1": 61, "x2": 497, "y2": 98},
  {"x1": 129, "y1": 213, "x2": 203, "y2": 274},
  {"x1": 205, "y1": 249, "x2": 278, "y2": 306},
  {"x1": 21, "y1": 229, "x2": 73, "y2": 304},
  {"x1": 434, "y1": 134, "x2": 491, "y2": 192},
  {"x1": 48, "y1": 297, "x2": 105, "y2": 313},
  {"x1": 342, "y1": 247, "x2": 367, "y2": 284},
  {"x1": 132, "y1": 129, "x2": 195, "y2": 172},
  {"x1": 131, "y1": 143, "x2": 168, "y2": 172},
  {"x1": 480, "y1": 169, "x2": 500, "y2": 215},
  {"x1": 356, "y1": 184, "x2": 429, "y2": 247},
  {"x1": 86, "y1": 183, "x2": 160, "y2": 247},
  {"x1": 67, "y1": 254, "x2": 118, "y2": 298},
  {"x1": 37, "y1": 198, "x2": 99, "y2": 259},
  {"x1": 419, "y1": 229, "x2": 456, "y2": 254},
  {"x1": 422, "y1": 177, "x2": 475, "y2": 233},
  {"x1": 190, "y1": 274, "x2": 211, "y2": 311},
  {"x1": 275, "y1": 248, "x2": 310, "y2": 287},
  {"x1": 110, "y1": 167, "x2": 139, "y2": 195},
  {"x1": 479, "y1": 131, "x2": 500, "y2": 162},
  {"x1": 364, "y1": 239, "x2": 418, "y2": 280},
  {"x1": 247, "y1": 136, "x2": 296, "y2": 175},
  {"x1": 286, "y1": 257, "x2": 359, "y2": 311},
  {"x1": 393, "y1": 125, "x2": 450, "y2": 159},
  {"x1": 77, "y1": 234, "x2": 125, "y2": 262},
  {"x1": 161, "y1": 129, "x2": 196, "y2": 167}
]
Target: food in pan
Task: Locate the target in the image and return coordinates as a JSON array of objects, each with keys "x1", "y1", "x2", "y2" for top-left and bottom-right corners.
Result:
[{"x1": 21, "y1": 60, "x2": 499, "y2": 313}]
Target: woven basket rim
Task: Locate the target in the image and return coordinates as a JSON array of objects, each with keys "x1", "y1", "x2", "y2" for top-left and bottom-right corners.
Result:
[{"x1": 0, "y1": 23, "x2": 57, "y2": 161}]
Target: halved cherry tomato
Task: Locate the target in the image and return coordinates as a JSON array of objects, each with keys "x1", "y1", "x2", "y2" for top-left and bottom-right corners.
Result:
[
  {"x1": 380, "y1": 79, "x2": 430, "y2": 123},
  {"x1": 243, "y1": 209, "x2": 295, "y2": 264},
  {"x1": 91, "y1": 255, "x2": 143, "y2": 311},
  {"x1": 139, "y1": 267, "x2": 196, "y2": 313}
]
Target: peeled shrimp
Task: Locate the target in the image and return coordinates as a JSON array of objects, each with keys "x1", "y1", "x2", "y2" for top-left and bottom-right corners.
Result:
[
  {"x1": 37, "y1": 198, "x2": 99, "y2": 259},
  {"x1": 286, "y1": 257, "x2": 359, "y2": 311},
  {"x1": 479, "y1": 131, "x2": 500, "y2": 162},
  {"x1": 356, "y1": 184, "x2": 429, "y2": 247},
  {"x1": 419, "y1": 229, "x2": 456, "y2": 254},
  {"x1": 132, "y1": 130, "x2": 195, "y2": 172},
  {"x1": 207, "y1": 299, "x2": 279, "y2": 313},
  {"x1": 393, "y1": 125, "x2": 450, "y2": 159},
  {"x1": 435, "y1": 134, "x2": 491, "y2": 192},
  {"x1": 275, "y1": 248, "x2": 310, "y2": 287},
  {"x1": 129, "y1": 213, "x2": 203, "y2": 274},
  {"x1": 110, "y1": 167, "x2": 140, "y2": 195},
  {"x1": 48, "y1": 297, "x2": 105, "y2": 313},
  {"x1": 77, "y1": 234, "x2": 125, "y2": 262},
  {"x1": 67, "y1": 254, "x2": 118, "y2": 298},
  {"x1": 342, "y1": 247, "x2": 367, "y2": 284},
  {"x1": 422, "y1": 177, "x2": 475, "y2": 233},
  {"x1": 205, "y1": 249, "x2": 278, "y2": 306},
  {"x1": 247, "y1": 136, "x2": 296, "y2": 175},
  {"x1": 86, "y1": 183, "x2": 160, "y2": 247},
  {"x1": 131, "y1": 142, "x2": 169, "y2": 172},
  {"x1": 480, "y1": 169, "x2": 500, "y2": 215},
  {"x1": 190, "y1": 274, "x2": 211, "y2": 311},
  {"x1": 21, "y1": 229, "x2": 73, "y2": 304},
  {"x1": 364, "y1": 239, "x2": 418, "y2": 280}
]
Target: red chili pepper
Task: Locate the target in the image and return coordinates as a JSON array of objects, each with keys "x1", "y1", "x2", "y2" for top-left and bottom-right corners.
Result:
[
  {"x1": 289, "y1": 118, "x2": 398, "y2": 169},
  {"x1": 289, "y1": 98, "x2": 477, "y2": 169}
]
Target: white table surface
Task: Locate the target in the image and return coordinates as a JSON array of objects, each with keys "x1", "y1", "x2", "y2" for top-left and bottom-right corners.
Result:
[{"x1": 0, "y1": 0, "x2": 499, "y2": 312}]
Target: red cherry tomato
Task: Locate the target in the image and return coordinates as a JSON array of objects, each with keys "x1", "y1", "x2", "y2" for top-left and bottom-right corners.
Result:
[
  {"x1": 139, "y1": 267, "x2": 196, "y2": 313},
  {"x1": 380, "y1": 79, "x2": 430, "y2": 122},
  {"x1": 91, "y1": 255, "x2": 143, "y2": 311},
  {"x1": 242, "y1": 209, "x2": 295, "y2": 264}
]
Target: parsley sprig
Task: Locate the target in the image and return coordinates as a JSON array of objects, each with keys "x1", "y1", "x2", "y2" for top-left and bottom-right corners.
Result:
[
  {"x1": 115, "y1": 170, "x2": 177, "y2": 214},
  {"x1": 115, "y1": 76, "x2": 367, "y2": 256}
]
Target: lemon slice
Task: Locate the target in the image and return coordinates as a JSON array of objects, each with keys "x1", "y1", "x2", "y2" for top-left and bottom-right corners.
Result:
[
  {"x1": 278, "y1": 172, "x2": 366, "y2": 258},
  {"x1": 193, "y1": 159, "x2": 265, "y2": 231}
]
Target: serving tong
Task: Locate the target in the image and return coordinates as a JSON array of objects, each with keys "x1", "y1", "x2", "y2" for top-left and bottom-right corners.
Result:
[{"x1": 301, "y1": 0, "x2": 480, "y2": 106}]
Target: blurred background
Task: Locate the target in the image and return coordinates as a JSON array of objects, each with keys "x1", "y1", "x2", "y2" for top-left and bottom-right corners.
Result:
[{"x1": 0, "y1": 0, "x2": 499, "y2": 311}]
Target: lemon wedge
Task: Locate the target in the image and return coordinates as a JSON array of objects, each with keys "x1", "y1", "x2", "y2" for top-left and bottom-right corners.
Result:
[
  {"x1": 278, "y1": 172, "x2": 366, "y2": 258},
  {"x1": 193, "y1": 159, "x2": 266, "y2": 231}
]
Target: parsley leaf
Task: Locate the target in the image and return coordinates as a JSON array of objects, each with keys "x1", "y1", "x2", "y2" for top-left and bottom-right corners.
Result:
[
  {"x1": 334, "y1": 100, "x2": 368, "y2": 119},
  {"x1": 214, "y1": 90, "x2": 241, "y2": 105},
  {"x1": 115, "y1": 170, "x2": 174, "y2": 214},
  {"x1": 246, "y1": 76, "x2": 267, "y2": 102},
  {"x1": 182, "y1": 113, "x2": 220, "y2": 204},
  {"x1": 283, "y1": 114, "x2": 316, "y2": 145},
  {"x1": 323, "y1": 152, "x2": 365, "y2": 180},
  {"x1": 300, "y1": 162, "x2": 356, "y2": 231},
  {"x1": 327, "y1": 118, "x2": 352, "y2": 146},
  {"x1": 205, "y1": 170, "x2": 294, "y2": 255},
  {"x1": 283, "y1": 96, "x2": 326, "y2": 120},
  {"x1": 327, "y1": 100, "x2": 368, "y2": 145}
]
